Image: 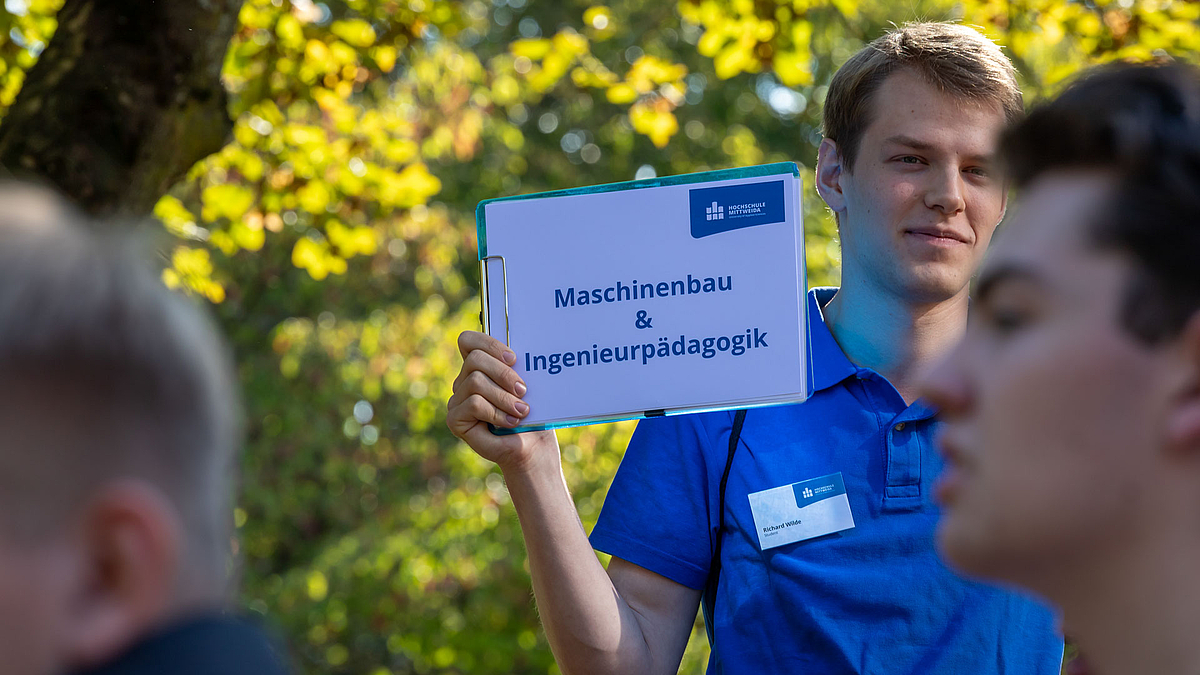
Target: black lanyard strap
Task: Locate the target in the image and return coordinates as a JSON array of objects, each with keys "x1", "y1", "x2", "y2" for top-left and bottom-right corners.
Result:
[{"x1": 703, "y1": 407, "x2": 747, "y2": 648}]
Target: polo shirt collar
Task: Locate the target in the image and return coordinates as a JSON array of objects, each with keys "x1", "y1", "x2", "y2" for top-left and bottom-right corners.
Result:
[
  {"x1": 807, "y1": 287, "x2": 859, "y2": 394},
  {"x1": 806, "y1": 286, "x2": 940, "y2": 421}
]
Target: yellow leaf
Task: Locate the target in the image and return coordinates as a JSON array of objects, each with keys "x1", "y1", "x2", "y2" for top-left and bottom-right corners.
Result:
[
  {"x1": 231, "y1": 220, "x2": 265, "y2": 251},
  {"x1": 606, "y1": 83, "x2": 638, "y2": 104},
  {"x1": 552, "y1": 31, "x2": 589, "y2": 57},
  {"x1": 583, "y1": 6, "x2": 615, "y2": 39},
  {"x1": 305, "y1": 39, "x2": 332, "y2": 67},
  {"x1": 629, "y1": 103, "x2": 678, "y2": 148},
  {"x1": 510, "y1": 38, "x2": 552, "y2": 60},
  {"x1": 327, "y1": 220, "x2": 378, "y2": 257},
  {"x1": 297, "y1": 181, "x2": 332, "y2": 214},
  {"x1": 384, "y1": 163, "x2": 442, "y2": 208},
  {"x1": 774, "y1": 50, "x2": 813, "y2": 87},
  {"x1": 306, "y1": 571, "x2": 329, "y2": 601},
  {"x1": 714, "y1": 42, "x2": 755, "y2": 80},
  {"x1": 292, "y1": 237, "x2": 334, "y2": 280},
  {"x1": 372, "y1": 45, "x2": 397, "y2": 73},
  {"x1": 276, "y1": 14, "x2": 304, "y2": 50},
  {"x1": 571, "y1": 66, "x2": 617, "y2": 88},
  {"x1": 697, "y1": 29, "x2": 727, "y2": 57},
  {"x1": 331, "y1": 19, "x2": 376, "y2": 48},
  {"x1": 201, "y1": 184, "x2": 256, "y2": 222},
  {"x1": 492, "y1": 74, "x2": 520, "y2": 105},
  {"x1": 154, "y1": 194, "x2": 197, "y2": 236}
]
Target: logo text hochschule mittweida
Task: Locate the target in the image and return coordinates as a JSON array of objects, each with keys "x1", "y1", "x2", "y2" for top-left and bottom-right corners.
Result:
[{"x1": 689, "y1": 179, "x2": 786, "y2": 238}]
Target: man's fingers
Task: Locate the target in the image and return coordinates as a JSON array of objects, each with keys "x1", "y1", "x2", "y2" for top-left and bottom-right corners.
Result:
[
  {"x1": 463, "y1": 371, "x2": 528, "y2": 419},
  {"x1": 463, "y1": 392, "x2": 521, "y2": 429},
  {"x1": 453, "y1": 348, "x2": 526, "y2": 396},
  {"x1": 448, "y1": 373, "x2": 528, "y2": 430},
  {"x1": 457, "y1": 330, "x2": 517, "y2": 367},
  {"x1": 447, "y1": 393, "x2": 496, "y2": 437}
]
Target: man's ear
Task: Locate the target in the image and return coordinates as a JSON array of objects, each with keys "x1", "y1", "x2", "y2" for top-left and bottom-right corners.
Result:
[
  {"x1": 62, "y1": 480, "x2": 183, "y2": 669},
  {"x1": 1166, "y1": 313, "x2": 1200, "y2": 455},
  {"x1": 815, "y1": 138, "x2": 847, "y2": 215}
]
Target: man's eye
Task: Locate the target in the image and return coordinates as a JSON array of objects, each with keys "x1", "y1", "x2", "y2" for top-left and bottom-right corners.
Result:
[
  {"x1": 899, "y1": 156, "x2": 922, "y2": 164},
  {"x1": 989, "y1": 307, "x2": 1028, "y2": 333},
  {"x1": 965, "y1": 167, "x2": 989, "y2": 177}
]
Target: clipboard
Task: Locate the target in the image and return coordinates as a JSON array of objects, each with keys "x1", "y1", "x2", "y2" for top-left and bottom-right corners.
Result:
[{"x1": 476, "y1": 162, "x2": 810, "y2": 433}]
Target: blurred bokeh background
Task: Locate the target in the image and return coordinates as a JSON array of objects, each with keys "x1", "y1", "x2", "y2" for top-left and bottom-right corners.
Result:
[{"x1": 0, "y1": 0, "x2": 1196, "y2": 672}]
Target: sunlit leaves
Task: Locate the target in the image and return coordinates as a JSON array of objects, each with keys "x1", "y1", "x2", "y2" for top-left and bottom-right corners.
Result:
[
  {"x1": 510, "y1": 37, "x2": 554, "y2": 60},
  {"x1": 5, "y1": 1, "x2": 1199, "y2": 674},
  {"x1": 584, "y1": 5, "x2": 617, "y2": 40},
  {"x1": 0, "y1": 0, "x2": 62, "y2": 114},
  {"x1": 630, "y1": 99, "x2": 681, "y2": 147},
  {"x1": 203, "y1": 183, "x2": 256, "y2": 222},
  {"x1": 162, "y1": 246, "x2": 225, "y2": 303},
  {"x1": 330, "y1": 19, "x2": 377, "y2": 48},
  {"x1": 292, "y1": 235, "x2": 348, "y2": 280}
]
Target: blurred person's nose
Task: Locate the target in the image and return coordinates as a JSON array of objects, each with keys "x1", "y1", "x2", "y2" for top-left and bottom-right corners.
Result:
[{"x1": 919, "y1": 342, "x2": 973, "y2": 417}]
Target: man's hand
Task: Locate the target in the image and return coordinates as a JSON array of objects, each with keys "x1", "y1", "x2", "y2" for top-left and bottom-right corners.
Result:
[{"x1": 447, "y1": 331, "x2": 557, "y2": 473}]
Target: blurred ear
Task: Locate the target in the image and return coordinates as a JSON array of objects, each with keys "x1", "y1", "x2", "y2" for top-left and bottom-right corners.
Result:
[
  {"x1": 62, "y1": 480, "x2": 183, "y2": 669},
  {"x1": 1165, "y1": 314, "x2": 1200, "y2": 455},
  {"x1": 815, "y1": 138, "x2": 847, "y2": 215}
]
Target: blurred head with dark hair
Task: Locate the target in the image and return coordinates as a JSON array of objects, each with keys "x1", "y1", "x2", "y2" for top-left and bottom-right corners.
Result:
[
  {"x1": 922, "y1": 61, "x2": 1200, "y2": 674},
  {"x1": 0, "y1": 185, "x2": 242, "y2": 675}
]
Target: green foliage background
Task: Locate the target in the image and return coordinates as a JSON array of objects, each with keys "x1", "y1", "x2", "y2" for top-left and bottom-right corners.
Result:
[{"x1": 2, "y1": 0, "x2": 1198, "y2": 672}]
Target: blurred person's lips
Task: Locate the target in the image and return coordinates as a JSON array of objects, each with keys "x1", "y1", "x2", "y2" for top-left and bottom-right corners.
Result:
[{"x1": 934, "y1": 430, "x2": 972, "y2": 506}]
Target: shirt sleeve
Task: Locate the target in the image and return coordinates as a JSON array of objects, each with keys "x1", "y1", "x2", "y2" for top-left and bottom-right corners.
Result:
[{"x1": 589, "y1": 411, "x2": 728, "y2": 590}]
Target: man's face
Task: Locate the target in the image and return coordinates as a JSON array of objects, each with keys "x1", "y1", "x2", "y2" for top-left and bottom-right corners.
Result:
[
  {"x1": 831, "y1": 68, "x2": 1008, "y2": 304},
  {"x1": 921, "y1": 171, "x2": 1175, "y2": 589},
  {"x1": 0, "y1": 535, "x2": 75, "y2": 675},
  {"x1": 0, "y1": 393, "x2": 78, "y2": 675}
]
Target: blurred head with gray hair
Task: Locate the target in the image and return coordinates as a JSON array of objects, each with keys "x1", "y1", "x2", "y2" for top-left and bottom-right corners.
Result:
[{"x1": 0, "y1": 182, "x2": 241, "y2": 675}]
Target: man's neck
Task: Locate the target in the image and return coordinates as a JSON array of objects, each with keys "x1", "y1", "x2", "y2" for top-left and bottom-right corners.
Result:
[
  {"x1": 821, "y1": 280, "x2": 968, "y2": 405},
  {"x1": 1055, "y1": 529, "x2": 1200, "y2": 675}
]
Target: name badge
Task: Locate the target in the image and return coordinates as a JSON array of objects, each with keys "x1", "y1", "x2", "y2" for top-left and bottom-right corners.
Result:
[{"x1": 747, "y1": 472, "x2": 855, "y2": 550}]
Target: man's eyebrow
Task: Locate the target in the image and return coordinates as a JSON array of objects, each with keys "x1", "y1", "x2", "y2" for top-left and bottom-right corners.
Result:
[
  {"x1": 883, "y1": 135, "x2": 935, "y2": 151},
  {"x1": 882, "y1": 134, "x2": 995, "y2": 164},
  {"x1": 972, "y1": 262, "x2": 1046, "y2": 303}
]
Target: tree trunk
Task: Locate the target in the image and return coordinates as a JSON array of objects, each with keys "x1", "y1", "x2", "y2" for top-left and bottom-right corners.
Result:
[{"x1": 0, "y1": 0, "x2": 244, "y2": 217}]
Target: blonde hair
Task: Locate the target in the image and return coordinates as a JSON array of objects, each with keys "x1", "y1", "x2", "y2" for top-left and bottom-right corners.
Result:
[{"x1": 823, "y1": 22, "x2": 1023, "y2": 173}]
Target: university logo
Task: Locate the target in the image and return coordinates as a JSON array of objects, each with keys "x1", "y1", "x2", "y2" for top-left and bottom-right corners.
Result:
[
  {"x1": 802, "y1": 487, "x2": 813, "y2": 499},
  {"x1": 689, "y1": 179, "x2": 785, "y2": 238},
  {"x1": 705, "y1": 201, "x2": 724, "y2": 221}
]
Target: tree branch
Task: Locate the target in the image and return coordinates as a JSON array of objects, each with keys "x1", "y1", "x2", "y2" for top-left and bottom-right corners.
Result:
[{"x1": 0, "y1": 0, "x2": 245, "y2": 217}]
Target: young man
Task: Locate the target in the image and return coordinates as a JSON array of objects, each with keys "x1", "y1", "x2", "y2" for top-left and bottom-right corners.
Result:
[
  {"x1": 448, "y1": 22, "x2": 1062, "y2": 674},
  {"x1": 0, "y1": 192, "x2": 291, "y2": 675},
  {"x1": 922, "y1": 62, "x2": 1200, "y2": 675}
]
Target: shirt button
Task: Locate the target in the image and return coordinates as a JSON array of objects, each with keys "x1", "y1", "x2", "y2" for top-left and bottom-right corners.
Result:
[{"x1": 893, "y1": 422, "x2": 906, "y2": 432}]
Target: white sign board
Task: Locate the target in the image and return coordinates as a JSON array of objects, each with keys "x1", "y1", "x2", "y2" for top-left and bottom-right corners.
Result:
[{"x1": 477, "y1": 163, "x2": 808, "y2": 432}]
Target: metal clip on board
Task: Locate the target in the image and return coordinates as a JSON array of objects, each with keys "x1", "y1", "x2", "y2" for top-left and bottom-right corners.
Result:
[{"x1": 479, "y1": 255, "x2": 510, "y2": 346}]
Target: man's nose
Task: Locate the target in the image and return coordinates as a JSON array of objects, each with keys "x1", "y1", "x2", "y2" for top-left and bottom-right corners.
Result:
[
  {"x1": 924, "y1": 166, "x2": 966, "y2": 215},
  {"x1": 919, "y1": 345, "x2": 973, "y2": 416}
]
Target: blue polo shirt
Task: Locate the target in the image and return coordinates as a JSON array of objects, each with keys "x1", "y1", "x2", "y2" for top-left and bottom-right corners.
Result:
[{"x1": 590, "y1": 287, "x2": 1061, "y2": 674}]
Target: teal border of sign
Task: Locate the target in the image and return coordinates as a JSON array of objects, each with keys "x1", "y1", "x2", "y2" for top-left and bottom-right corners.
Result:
[
  {"x1": 476, "y1": 161, "x2": 800, "y2": 259},
  {"x1": 474, "y1": 161, "x2": 806, "y2": 435}
]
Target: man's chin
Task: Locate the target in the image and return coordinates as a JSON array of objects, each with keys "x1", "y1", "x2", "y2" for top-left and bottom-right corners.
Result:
[
  {"x1": 935, "y1": 514, "x2": 1002, "y2": 579},
  {"x1": 894, "y1": 268, "x2": 971, "y2": 305}
]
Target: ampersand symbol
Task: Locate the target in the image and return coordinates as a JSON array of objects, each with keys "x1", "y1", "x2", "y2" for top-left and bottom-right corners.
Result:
[{"x1": 635, "y1": 310, "x2": 653, "y2": 329}]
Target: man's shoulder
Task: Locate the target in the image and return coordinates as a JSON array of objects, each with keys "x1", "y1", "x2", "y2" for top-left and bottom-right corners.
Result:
[{"x1": 76, "y1": 616, "x2": 292, "y2": 675}]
